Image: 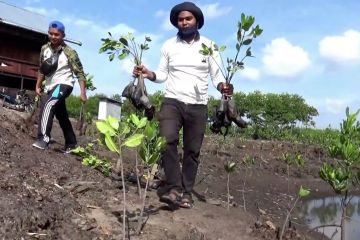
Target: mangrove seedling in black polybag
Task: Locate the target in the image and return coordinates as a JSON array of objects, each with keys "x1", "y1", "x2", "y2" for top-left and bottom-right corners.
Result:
[
  {"x1": 200, "y1": 13, "x2": 263, "y2": 136},
  {"x1": 99, "y1": 33, "x2": 155, "y2": 120}
]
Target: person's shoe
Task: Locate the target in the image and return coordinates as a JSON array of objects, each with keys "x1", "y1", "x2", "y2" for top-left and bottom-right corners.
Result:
[
  {"x1": 62, "y1": 145, "x2": 77, "y2": 154},
  {"x1": 32, "y1": 140, "x2": 48, "y2": 150}
]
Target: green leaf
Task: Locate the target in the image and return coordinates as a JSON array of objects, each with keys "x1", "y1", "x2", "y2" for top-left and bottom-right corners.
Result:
[
  {"x1": 123, "y1": 133, "x2": 144, "y2": 148},
  {"x1": 118, "y1": 52, "x2": 128, "y2": 60},
  {"x1": 237, "y1": 29, "x2": 242, "y2": 42},
  {"x1": 242, "y1": 15, "x2": 255, "y2": 31},
  {"x1": 109, "y1": 53, "x2": 115, "y2": 62},
  {"x1": 119, "y1": 37, "x2": 128, "y2": 46},
  {"x1": 224, "y1": 162, "x2": 236, "y2": 172},
  {"x1": 243, "y1": 38, "x2": 252, "y2": 45},
  {"x1": 144, "y1": 123, "x2": 156, "y2": 140},
  {"x1": 298, "y1": 186, "x2": 310, "y2": 197},
  {"x1": 105, "y1": 133, "x2": 119, "y2": 153},
  {"x1": 148, "y1": 153, "x2": 161, "y2": 165},
  {"x1": 120, "y1": 124, "x2": 130, "y2": 135},
  {"x1": 219, "y1": 45, "x2": 226, "y2": 52},
  {"x1": 106, "y1": 116, "x2": 119, "y2": 130},
  {"x1": 71, "y1": 146, "x2": 85, "y2": 154},
  {"x1": 82, "y1": 158, "x2": 90, "y2": 166},
  {"x1": 254, "y1": 25, "x2": 263, "y2": 37},
  {"x1": 236, "y1": 43, "x2": 240, "y2": 51},
  {"x1": 246, "y1": 47, "x2": 252, "y2": 57},
  {"x1": 199, "y1": 49, "x2": 210, "y2": 55},
  {"x1": 130, "y1": 114, "x2": 140, "y2": 126},
  {"x1": 145, "y1": 36, "x2": 152, "y2": 42},
  {"x1": 155, "y1": 137, "x2": 167, "y2": 151},
  {"x1": 138, "y1": 146, "x2": 148, "y2": 162},
  {"x1": 241, "y1": 13, "x2": 246, "y2": 25},
  {"x1": 137, "y1": 117, "x2": 148, "y2": 129},
  {"x1": 96, "y1": 121, "x2": 116, "y2": 136}
]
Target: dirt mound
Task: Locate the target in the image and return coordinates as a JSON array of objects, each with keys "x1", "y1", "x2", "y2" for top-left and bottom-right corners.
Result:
[{"x1": 0, "y1": 108, "x2": 330, "y2": 239}]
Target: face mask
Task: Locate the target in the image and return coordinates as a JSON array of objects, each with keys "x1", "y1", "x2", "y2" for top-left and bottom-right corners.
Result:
[{"x1": 178, "y1": 25, "x2": 198, "y2": 38}]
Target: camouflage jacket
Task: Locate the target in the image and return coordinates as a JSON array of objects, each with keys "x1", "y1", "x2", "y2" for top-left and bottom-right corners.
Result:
[{"x1": 39, "y1": 42, "x2": 86, "y2": 82}]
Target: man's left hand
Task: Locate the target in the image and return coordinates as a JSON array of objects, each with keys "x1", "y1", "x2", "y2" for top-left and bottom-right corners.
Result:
[
  {"x1": 217, "y1": 82, "x2": 234, "y2": 96},
  {"x1": 80, "y1": 92, "x2": 87, "y2": 103}
]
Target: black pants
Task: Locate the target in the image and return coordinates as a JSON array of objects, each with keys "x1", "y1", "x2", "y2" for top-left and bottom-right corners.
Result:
[
  {"x1": 159, "y1": 98, "x2": 207, "y2": 194},
  {"x1": 37, "y1": 84, "x2": 76, "y2": 147}
]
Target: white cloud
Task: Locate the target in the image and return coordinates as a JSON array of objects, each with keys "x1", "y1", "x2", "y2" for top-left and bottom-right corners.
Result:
[
  {"x1": 74, "y1": 19, "x2": 92, "y2": 27},
  {"x1": 239, "y1": 67, "x2": 260, "y2": 81},
  {"x1": 319, "y1": 30, "x2": 360, "y2": 64},
  {"x1": 155, "y1": 10, "x2": 173, "y2": 31},
  {"x1": 25, "y1": 6, "x2": 58, "y2": 17},
  {"x1": 155, "y1": 10, "x2": 167, "y2": 18},
  {"x1": 119, "y1": 58, "x2": 135, "y2": 75},
  {"x1": 25, "y1": 0, "x2": 41, "y2": 4},
  {"x1": 200, "y1": 3, "x2": 232, "y2": 19},
  {"x1": 325, "y1": 98, "x2": 349, "y2": 114},
  {"x1": 107, "y1": 23, "x2": 136, "y2": 37},
  {"x1": 158, "y1": 3, "x2": 232, "y2": 31},
  {"x1": 262, "y1": 38, "x2": 311, "y2": 78}
]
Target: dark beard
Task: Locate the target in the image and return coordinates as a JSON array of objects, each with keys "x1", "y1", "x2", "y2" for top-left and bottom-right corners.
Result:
[{"x1": 177, "y1": 26, "x2": 199, "y2": 40}]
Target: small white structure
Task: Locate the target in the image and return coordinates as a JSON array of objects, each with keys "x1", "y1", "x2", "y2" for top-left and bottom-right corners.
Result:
[{"x1": 97, "y1": 97, "x2": 121, "y2": 120}]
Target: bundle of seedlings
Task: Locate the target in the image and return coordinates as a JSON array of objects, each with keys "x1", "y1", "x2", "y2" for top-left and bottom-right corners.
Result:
[{"x1": 200, "y1": 13, "x2": 263, "y2": 136}]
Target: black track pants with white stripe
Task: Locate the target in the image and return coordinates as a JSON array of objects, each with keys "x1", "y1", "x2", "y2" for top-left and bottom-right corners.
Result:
[{"x1": 37, "y1": 84, "x2": 77, "y2": 147}]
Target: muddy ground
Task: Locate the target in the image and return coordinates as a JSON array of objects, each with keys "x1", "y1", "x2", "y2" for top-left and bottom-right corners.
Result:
[{"x1": 0, "y1": 107, "x2": 342, "y2": 240}]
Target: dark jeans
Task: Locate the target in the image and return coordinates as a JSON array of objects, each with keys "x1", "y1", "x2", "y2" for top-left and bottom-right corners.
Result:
[
  {"x1": 37, "y1": 84, "x2": 76, "y2": 148},
  {"x1": 159, "y1": 98, "x2": 207, "y2": 194}
]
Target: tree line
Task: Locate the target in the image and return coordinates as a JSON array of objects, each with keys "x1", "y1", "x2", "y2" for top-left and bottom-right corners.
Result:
[{"x1": 66, "y1": 90, "x2": 319, "y2": 139}]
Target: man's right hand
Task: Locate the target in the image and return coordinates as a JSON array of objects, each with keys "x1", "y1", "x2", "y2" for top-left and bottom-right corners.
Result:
[
  {"x1": 35, "y1": 87, "x2": 42, "y2": 96},
  {"x1": 133, "y1": 65, "x2": 155, "y2": 81}
]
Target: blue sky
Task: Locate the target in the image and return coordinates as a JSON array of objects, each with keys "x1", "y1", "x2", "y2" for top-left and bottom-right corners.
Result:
[{"x1": 5, "y1": 0, "x2": 360, "y2": 128}]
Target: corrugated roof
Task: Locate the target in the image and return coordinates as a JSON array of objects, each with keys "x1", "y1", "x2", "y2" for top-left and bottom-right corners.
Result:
[
  {"x1": 0, "y1": 1, "x2": 48, "y2": 35},
  {"x1": 0, "y1": 1, "x2": 82, "y2": 45}
]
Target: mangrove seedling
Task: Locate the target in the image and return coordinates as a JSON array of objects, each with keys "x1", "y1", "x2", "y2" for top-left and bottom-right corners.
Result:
[
  {"x1": 319, "y1": 107, "x2": 360, "y2": 240},
  {"x1": 224, "y1": 161, "x2": 237, "y2": 210},
  {"x1": 279, "y1": 186, "x2": 310, "y2": 240},
  {"x1": 96, "y1": 114, "x2": 147, "y2": 240}
]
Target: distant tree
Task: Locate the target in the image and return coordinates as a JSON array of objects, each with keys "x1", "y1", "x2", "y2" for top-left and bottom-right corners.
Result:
[
  {"x1": 66, "y1": 93, "x2": 106, "y2": 118},
  {"x1": 207, "y1": 96, "x2": 220, "y2": 121},
  {"x1": 111, "y1": 94, "x2": 122, "y2": 102},
  {"x1": 86, "y1": 93, "x2": 106, "y2": 117},
  {"x1": 66, "y1": 95, "x2": 82, "y2": 118},
  {"x1": 231, "y1": 90, "x2": 318, "y2": 138},
  {"x1": 263, "y1": 92, "x2": 318, "y2": 128}
]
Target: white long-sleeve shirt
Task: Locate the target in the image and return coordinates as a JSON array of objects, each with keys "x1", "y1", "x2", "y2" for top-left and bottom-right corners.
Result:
[
  {"x1": 42, "y1": 46, "x2": 75, "y2": 92},
  {"x1": 154, "y1": 35, "x2": 226, "y2": 105}
]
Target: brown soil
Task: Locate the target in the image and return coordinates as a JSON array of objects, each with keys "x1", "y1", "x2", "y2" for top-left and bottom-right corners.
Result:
[{"x1": 0, "y1": 108, "x2": 337, "y2": 240}]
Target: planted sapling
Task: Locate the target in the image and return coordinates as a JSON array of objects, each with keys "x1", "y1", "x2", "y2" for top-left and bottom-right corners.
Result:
[
  {"x1": 279, "y1": 186, "x2": 310, "y2": 240},
  {"x1": 136, "y1": 120, "x2": 166, "y2": 233},
  {"x1": 319, "y1": 107, "x2": 360, "y2": 240},
  {"x1": 224, "y1": 161, "x2": 237, "y2": 210},
  {"x1": 96, "y1": 114, "x2": 147, "y2": 240}
]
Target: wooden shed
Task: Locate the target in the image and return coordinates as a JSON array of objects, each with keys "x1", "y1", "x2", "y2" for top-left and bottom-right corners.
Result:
[{"x1": 0, "y1": 2, "x2": 49, "y2": 92}]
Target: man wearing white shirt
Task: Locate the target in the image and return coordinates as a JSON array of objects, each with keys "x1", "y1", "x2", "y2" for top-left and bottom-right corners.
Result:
[
  {"x1": 32, "y1": 21, "x2": 87, "y2": 153},
  {"x1": 133, "y1": 1, "x2": 233, "y2": 209}
]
